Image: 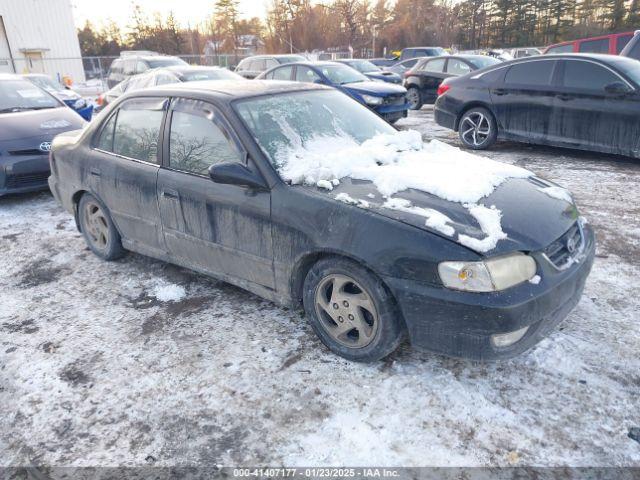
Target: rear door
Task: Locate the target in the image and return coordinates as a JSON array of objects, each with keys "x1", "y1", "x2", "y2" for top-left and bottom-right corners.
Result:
[
  {"x1": 551, "y1": 58, "x2": 640, "y2": 155},
  {"x1": 157, "y1": 97, "x2": 275, "y2": 288},
  {"x1": 417, "y1": 57, "x2": 447, "y2": 104},
  {"x1": 91, "y1": 97, "x2": 167, "y2": 253},
  {"x1": 491, "y1": 59, "x2": 558, "y2": 142}
]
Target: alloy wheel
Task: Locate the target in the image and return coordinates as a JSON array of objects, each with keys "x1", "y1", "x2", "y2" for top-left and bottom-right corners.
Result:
[
  {"x1": 314, "y1": 274, "x2": 379, "y2": 348},
  {"x1": 83, "y1": 201, "x2": 110, "y2": 250},
  {"x1": 407, "y1": 88, "x2": 421, "y2": 109},
  {"x1": 461, "y1": 111, "x2": 492, "y2": 147}
]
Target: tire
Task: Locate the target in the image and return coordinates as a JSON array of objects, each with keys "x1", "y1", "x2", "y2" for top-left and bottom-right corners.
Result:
[
  {"x1": 302, "y1": 257, "x2": 404, "y2": 362},
  {"x1": 406, "y1": 87, "x2": 423, "y2": 110},
  {"x1": 78, "y1": 193, "x2": 125, "y2": 261},
  {"x1": 458, "y1": 107, "x2": 498, "y2": 150}
]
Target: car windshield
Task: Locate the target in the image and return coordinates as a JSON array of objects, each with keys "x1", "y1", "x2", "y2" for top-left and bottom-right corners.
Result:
[
  {"x1": 318, "y1": 64, "x2": 368, "y2": 85},
  {"x1": 278, "y1": 56, "x2": 306, "y2": 64},
  {"x1": 27, "y1": 75, "x2": 65, "y2": 93},
  {"x1": 348, "y1": 60, "x2": 381, "y2": 73},
  {"x1": 181, "y1": 69, "x2": 242, "y2": 81},
  {"x1": 234, "y1": 89, "x2": 396, "y2": 168},
  {"x1": 147, "y1": 57, "x2": 188, "y2": 68},
  {"x1": 0, "y1": 78, "x2": 60, "y2": 113},
  {"x1": 468, "y1": 56, "x2": 502, "y2": 69}
]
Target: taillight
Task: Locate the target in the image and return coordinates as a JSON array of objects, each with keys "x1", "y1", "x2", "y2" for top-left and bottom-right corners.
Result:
[
  {"x1": 437, "y1": 84, "x2": 451, "y2": 96},
  {"x1": 403, "y1": 70, "x2": 412, "y2": 78},
  {"x1": 96, "y1": 95, "x2": 103, "y2": 106}
]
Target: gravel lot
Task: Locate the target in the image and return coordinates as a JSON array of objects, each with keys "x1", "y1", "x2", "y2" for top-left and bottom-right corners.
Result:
[{"x1": 1, "y1": 107, "x2": 639, "y2": 467}]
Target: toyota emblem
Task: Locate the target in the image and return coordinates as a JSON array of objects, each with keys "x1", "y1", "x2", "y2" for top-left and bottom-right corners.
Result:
[
  {"x1": 566, "y1": 235, "x2": 578, "y2": 254},
  {"x1": 39, "y1": 142, "x2": 52, "y2": 152}
]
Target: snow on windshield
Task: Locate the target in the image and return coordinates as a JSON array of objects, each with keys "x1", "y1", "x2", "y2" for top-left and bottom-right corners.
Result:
[{"x1": 276, "y1": 129, "x2": 533, "y2": 253}]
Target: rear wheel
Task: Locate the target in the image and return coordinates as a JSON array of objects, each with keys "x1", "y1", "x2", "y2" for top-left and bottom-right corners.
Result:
[
  {"x1": 303, "y1": 258, "x2": 404, "y2": 362},
  {"x1": 406, "y1": 87, "x2": 423, "y2": 110},
  {"x1": 78, "y1": 193, "x2": 125, "y2": 261},
  {"x1": 458, "y1": 107, "x2": 497, "y2": 150}
]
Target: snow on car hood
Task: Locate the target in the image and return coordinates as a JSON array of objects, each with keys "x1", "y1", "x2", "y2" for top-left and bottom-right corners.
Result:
[{"x1": 278, "y1": 130, "x2": 578, "y2": 254}]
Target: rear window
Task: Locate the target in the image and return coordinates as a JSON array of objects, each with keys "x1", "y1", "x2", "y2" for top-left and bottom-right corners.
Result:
[
  {"x1": 147, "y1": 57, "x2": 188, "y2": 68},
  {"x1": 546, "y1": 44, "x2": 573, "y2": 54},
  {"x1": 109, "y1": 59, "x2": 123, "y2": 74},
  {"x1": 624, "y1": 37, "x2": 640, "y2": 60},
  {"x1": 578, "y1": 38, "x2": 610, "y2": 54},
  {"x1": 505, "y1": 60, "x2": 555, "y2": 86}
]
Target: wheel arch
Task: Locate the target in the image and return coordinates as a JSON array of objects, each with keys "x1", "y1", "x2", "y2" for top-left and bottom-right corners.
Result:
[{"x1": 454, "y1": 102, "x2": 497, "y2": 132}]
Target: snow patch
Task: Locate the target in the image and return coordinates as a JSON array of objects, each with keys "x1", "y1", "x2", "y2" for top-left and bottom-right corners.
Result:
[
  {"x1": 335, "y1": 193, "x2": 370, "y2": 208},
  {"x1": 383, "y1": 197, "x2": 455, "y2": 237},
  {"x1": 458, "y1": 204, "x2": 507, "y2": 253},
  {"x1": 539, "y1": 186, "x2": 573, "y2": 204},
  {"x1": 529, "y1": 275, "x2": 541, "y2": 285},
  {"x1": 316, "y1": 180, "x2": 334, "y2": 190},
  {"x1": 153, "y1": 284, "x2": 186, "y2": 302},
  {"x1": 278, "y1": 130, "x2": 531, "y2": 203}
]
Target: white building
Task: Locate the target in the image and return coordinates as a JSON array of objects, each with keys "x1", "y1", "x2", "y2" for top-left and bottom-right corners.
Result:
[{"x1": 0, "y1": 0, "x2": 85, "y2": 82}]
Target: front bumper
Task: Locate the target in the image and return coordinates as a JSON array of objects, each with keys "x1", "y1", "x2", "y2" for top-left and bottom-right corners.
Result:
[
  {"x1": 384, "y1": 225, "x2": 596, "y2": 361},
  {"x1": 0, "y1": 154, "x2": 51, "y2": 196}
]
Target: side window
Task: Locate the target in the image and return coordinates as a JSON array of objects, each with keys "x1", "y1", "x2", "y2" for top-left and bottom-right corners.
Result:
[
  {"x1": 155, "y1": 73, "x2": 178, "y2": 86},
  {"x1": 404, "y1": 59, "x2": 418, "y2": 69},
  {"x1": 423, "y1": 58, "x2": 446, "y2": 73},
  {"x1": 505, "y1": 60, "x2": 555, "y2": 86},
  {"x1": 295, "y1": 66, "x2": 319, "y2": 82},
  {"x1": 562, "y1": 60, "x2": 621, "y2": 91},
  {"x1": 578, "y1": 38, "x2": 610, "y2": 54},
  {"x1": 136, "y1": 61, "x2": 149, "y2": 73},
  {"x1": 109, "y1": 59, "x2": 122, "y2": 74},
  {"x1": 252, "y1": 59, "x2": 266, "y2": 71},
  {"x1": 617, "y1": 34, "x2": 633, "y2": 54},
  {"x1": 447, "y1": 59, "x2": 471, "y2": 75},
  {"x1": 262, "y1": 71, "x2": 274, "y2": 79},
  {"x1": 169, "y1": 107, "x2": 242, "y2": 175},
  {"x1": 96, "y1": 113, "x2": 117, "y2": 151},
  {"x1": 111, "y1": 99, "x2": 165, "y2": 163},
  {"x1": 265, "y1": 58, "x2": 278, "y2": 69},
  {"x1": 627, "y1": 38, "x2": 640, "y2": 60},
  {"x1": 546, "y1": 44, "x2": 573, "y2": 54},
  {"x1": 272, "y1": 66, "x2": 293, "y2": 80},
  {"x1": 123, "y1": 59, "x2": 136, "y2": 75},
  {"x1": 237, "y1": 59, "x2": 249, "y2": 71}
]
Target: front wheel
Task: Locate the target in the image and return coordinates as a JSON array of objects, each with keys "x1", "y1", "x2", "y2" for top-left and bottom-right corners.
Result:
[
  {"x1": 406, "y1": 87, "x2": 423, "y2": 110},
  {"x1": 303, "y1": 258, "x2": 404, "y2": 362},
  {"x1": 458, "y1": 107, "x2": 498, "y2": 150}
]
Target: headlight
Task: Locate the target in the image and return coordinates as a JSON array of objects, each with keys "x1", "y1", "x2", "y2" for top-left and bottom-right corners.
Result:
[
  {"x1": 73, "y1": 98, "x2": 86, "y2": 109},
  {"x1": 438, "y1": 253, "x2": 537, "y2": 292},
  {"x1": 361, "y1": 94, "x2": 383, "y2": 105}
]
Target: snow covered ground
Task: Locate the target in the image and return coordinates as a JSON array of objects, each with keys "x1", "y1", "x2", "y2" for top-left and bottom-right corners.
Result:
[{"x1": 1, "y1": 107, "x2": 639, "y2": 468}]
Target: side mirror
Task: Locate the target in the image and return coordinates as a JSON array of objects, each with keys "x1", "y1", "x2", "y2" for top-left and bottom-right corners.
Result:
[
  {"x1": 604, "y1": 81, "x2": 632, "y2": 96},
  {"x1": 209, "y1": 162, "x2": 268, "y2": 190}
]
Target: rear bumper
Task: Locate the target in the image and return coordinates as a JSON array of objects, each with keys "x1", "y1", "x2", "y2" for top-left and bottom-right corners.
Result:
[
  {"x1": 383, "y1": 225, "x2": 596, "y2": 361},
  {"x1": 434, "y1": 106, "x2": 457, "y2": 131},
  {"x1": 0, "y1": 154, "x2": 51, "y2": 196}
]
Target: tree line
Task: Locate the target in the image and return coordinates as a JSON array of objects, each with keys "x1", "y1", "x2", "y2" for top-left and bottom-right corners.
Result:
[{"x1": 78, "y1": 0, "x2": 640, "y2": 59}]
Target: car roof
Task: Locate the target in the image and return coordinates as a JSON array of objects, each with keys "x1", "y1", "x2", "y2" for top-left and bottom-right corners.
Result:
[
  {"x1": 0, "y1": 73, "x2": 28, "y2": 81},
  {"x1": 141, "y1": 79, "x2": 329, "y2": 101},
  {"x1": 160, "y1": 65, "x2": 227, "y2": 74}
]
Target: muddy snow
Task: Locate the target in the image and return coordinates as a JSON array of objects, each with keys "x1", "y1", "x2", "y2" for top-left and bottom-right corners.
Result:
[{"x1": 1, "y1": 107, "x2": 639, "y2": 468}]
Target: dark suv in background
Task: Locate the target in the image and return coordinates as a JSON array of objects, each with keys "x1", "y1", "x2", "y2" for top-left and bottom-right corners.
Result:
[
  {"x1": 106, "y1": 52, "x2": 188, "y2": 88},
  {"x1": 235, "y1": 55, "x2": 306, "y2": 79}
]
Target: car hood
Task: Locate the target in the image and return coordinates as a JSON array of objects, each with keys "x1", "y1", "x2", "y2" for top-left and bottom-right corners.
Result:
[
  {"x1": 314, "y1": 176, "x2": 578, "y2": 256},
  {"x1": 364, "y1": 71, "x2": 401, "y2": 82},
  {"x1": 343, "y1": 80, "x2": 406, "y2": 95},
  {"x1": 0, "y1": 107, "x2": 86, "y2": 143}
]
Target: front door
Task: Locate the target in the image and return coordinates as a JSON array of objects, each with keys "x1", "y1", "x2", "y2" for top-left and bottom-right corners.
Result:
[
  {"x1": 90, "y1": 97, "x2": 167, "y2": 253},
  {"x1": 550, "y1": 58, "x2": 640, "y2": 156},
  {"x1": 157, "y1": 97, "x2": 275, "y2": 289},
  {"x1": 491, "y1": 59, "x2": 558, "y2": 143},
  {"x1": 418, "y1": 57, "x2": 447, "y2": 104}
]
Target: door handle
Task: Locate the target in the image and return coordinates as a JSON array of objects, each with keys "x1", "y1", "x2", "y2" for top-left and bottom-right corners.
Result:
[
  {"x1": 89, "y1": 168, "x2": 101, "y2": 177},
  {"x1": 557, "y1": 94, "x2": 574, "y2": 101},
  {"x1": 493, "y1": 88, "x2": 507, "y2": 96},
  {"x1": 162, "y1": 189, "x2": 179, "y2": 199}
]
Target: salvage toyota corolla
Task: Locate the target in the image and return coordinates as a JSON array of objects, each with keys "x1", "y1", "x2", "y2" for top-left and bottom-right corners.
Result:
[{"x1": 48, "y1": 80, "x2": 595, "y2": 362}]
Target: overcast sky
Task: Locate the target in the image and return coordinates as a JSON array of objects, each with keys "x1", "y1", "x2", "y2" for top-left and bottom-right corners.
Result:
[{"x1": 71, "y1": 0, "x2": 270, "y2": 30}]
